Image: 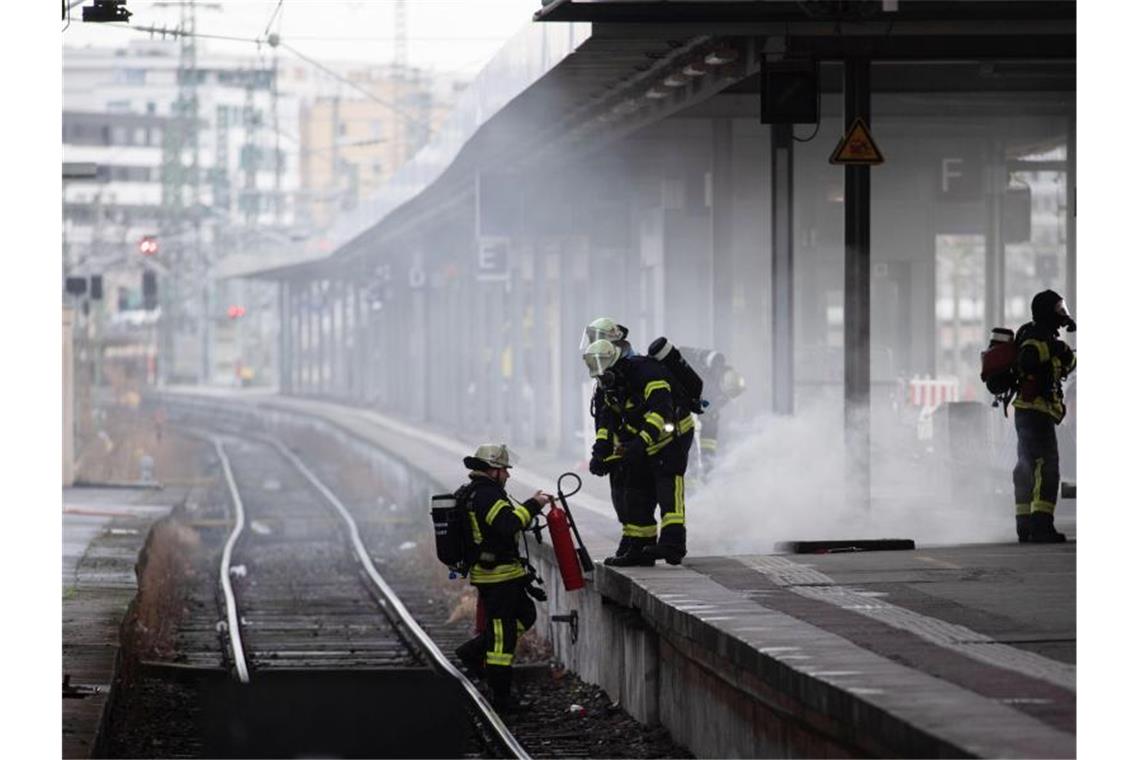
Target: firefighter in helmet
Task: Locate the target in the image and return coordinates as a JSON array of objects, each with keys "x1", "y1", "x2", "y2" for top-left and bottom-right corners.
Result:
[
  {"x1": 453, "y1": 444, "x2": 553, "y2": 711},
  {"x1": 1011, "y1": 290, "x2": 1076, "y2": 542},
  {"x1": 582, "y1": 327, "x2": 694, "y2": 566},
  {"x1": 677, "y1": 347, "x2": 746, "y2": 478}
]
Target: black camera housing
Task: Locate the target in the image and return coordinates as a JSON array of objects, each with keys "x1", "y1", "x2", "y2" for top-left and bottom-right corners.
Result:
[{"x1": 82, "y1": 1, "x2": 132, "y2": 23}]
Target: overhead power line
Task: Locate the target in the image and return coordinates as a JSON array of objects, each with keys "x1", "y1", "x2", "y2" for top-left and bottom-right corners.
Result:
[
  {"x1": 279, "y1": 41, "x2": 435, "y2": 135},
  {"x1": 81, "y1": 22, "x2": 437, "y2": 136}
]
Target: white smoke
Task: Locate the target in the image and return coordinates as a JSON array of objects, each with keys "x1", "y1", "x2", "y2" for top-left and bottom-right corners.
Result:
[{"x1": 687, "y1": 400, "x2": 1016, "y2": 555}]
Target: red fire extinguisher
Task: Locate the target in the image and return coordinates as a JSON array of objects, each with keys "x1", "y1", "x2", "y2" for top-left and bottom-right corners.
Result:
[
  {"x1": 548, "y1": 500, "x2": 585, "y2": 591},
  {"x1": 547, "y1": 472, "x2": 593, "y2": 591}
]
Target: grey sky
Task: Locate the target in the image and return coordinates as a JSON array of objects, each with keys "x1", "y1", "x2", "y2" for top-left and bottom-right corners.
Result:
[{"x1": 62, "y1": 1, "x2": 543, "y2": 74}]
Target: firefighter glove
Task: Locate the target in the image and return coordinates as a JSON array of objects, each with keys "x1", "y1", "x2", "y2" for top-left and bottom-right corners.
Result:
[
  {"x1": 591, "y1": 439, "x2": 613, "y2": 461},
  {"x1": 589, "y1": 457, "x2": 610, "y2": 476}
]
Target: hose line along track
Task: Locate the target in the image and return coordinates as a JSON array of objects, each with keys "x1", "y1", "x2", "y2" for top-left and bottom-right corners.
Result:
[{"x1": 212, "y1": 432, "x2": 530, "y2": 759}]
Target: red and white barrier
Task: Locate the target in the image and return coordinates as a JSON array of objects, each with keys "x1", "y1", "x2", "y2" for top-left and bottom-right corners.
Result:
[{"x1": 908, "y1": 375, "x2": 960, "y2": 411}]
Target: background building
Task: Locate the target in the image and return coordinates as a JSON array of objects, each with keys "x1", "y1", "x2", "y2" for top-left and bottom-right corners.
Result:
[{"x1": 63, "y1": 39, "x2": 465, "y2": 392}]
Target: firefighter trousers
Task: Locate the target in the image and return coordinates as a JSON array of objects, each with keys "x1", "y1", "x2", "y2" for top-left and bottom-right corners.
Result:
[
  {"x1": 1013, "y1": 408, "x2": 1060, "y2": 516},
  {"x1": 621, "y1": 431, "x2": 692, "y2": 551},
  {"x1": 461, "y1": 578, "x2": 536, "y2": 699}
]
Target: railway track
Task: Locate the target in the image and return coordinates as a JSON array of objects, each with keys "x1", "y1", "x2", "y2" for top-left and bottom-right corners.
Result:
[
  {"x1": 103, "y1": 402, "x2": 692, "y2": 759},
  {"x1": 199, "y1": 429, "x2": 527, "y2": 757}
]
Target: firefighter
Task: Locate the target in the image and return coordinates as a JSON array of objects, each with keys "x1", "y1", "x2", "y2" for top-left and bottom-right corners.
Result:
[
  {"x1": 583, "y1": 337, "x2": 694, "y2": 566},
  {"x1": 677, "y1": 347, "x2": 746, "y2": 478},
  {"x1": 1011, "y1": 290, "x2": 1076, "y2": 543},
  {"x1": 452, "y1": 444, "x2": 553, "y2": 711},
  {"x1": 580, "y1": 318, "x2": 636, "y2": 558}
]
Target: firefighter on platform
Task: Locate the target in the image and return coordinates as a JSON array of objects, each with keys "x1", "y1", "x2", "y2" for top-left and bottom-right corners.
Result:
[
  {"x1": 582, "y1": 334, "x2": 694, "y2": 566},
  {"x1": 677, "y1": 347, "x2": 746, "y2": 478},
  {"x1": 453, "y1": 444, "x2": 554, "y2": 711},
  {"x1": 579, "y1": 318, "x2": 635, "y2": 556},
  {"x1": 1011, "y1": 290, "x2": 1076, "y2": 543}
]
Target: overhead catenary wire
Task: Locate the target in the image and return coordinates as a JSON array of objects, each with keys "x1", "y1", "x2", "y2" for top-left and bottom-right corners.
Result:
[
  {"x1": 279, "y1": 41, "x2": 435, "y2": 135},
  {"x1": 261, "y1": 0, "x2": 284, "y2": 40},
  {"x1": 80, "y1": 22, "x2": 437, "y2": 136}
]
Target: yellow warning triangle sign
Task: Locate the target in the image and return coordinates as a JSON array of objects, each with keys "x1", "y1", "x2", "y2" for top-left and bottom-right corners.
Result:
[{"x1": 829, "y1": 117, "x2": 884, "y2": 165}]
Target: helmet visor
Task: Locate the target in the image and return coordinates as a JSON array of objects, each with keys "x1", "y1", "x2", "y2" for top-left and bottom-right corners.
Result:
[
  {"x1": 582, "y1": 340, "x2": 619, "y2": 378},
  {"x1": 578, "y1": 319, "x2": 628, "y2": 351},
  {"x1": 583, "y1": 352, "x2": 610, "y2": 378},
  {"x1": 1054, "y1": 299, "x2": 1076, "y2": 330}
]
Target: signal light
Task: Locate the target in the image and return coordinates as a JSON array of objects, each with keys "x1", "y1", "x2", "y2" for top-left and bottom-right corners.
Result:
[
  {"x1": 227, "y1": 305, "x2": 247, "y2": 319},
  {"x1": 139, "y1": 235, "x2": 159, "y2": 256}
]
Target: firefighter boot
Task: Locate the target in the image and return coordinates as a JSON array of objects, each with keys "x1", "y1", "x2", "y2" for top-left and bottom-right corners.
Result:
[
  {"x1": 487, "y1": 667, "x2": 531, "y2": 713},
  {"x1": 602, "y1": 536, "x2": 634, "y2": 565},
  {"x1": 1016, "y1": 514, "x2": 1031, "y2": 543},
  {"x1": 643, "y1": 543, "x2": 686, "y2": 565},
  {"x1": 456, "y1": 636, "x2": 486, "y2": 679},
  {"x1": 604, "y1": 537, "x2": 656, "y2": 567},
  {"x1": 1027, "y1": 511, "x2": 1067, "y2": 543}
]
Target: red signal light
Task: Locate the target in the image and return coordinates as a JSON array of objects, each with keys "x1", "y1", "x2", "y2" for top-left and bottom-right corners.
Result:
[
  {"x1": 139, "y1": 236, "x2": 159, "y2": 256},
  {"x1": 227, "y1": 305, "x2": 247, "y2": 319}
]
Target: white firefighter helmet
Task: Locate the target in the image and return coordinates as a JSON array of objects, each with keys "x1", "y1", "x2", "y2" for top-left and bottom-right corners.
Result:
[
  {"x1": 463, "y1": 443, "x2": 517, "y2": 471},
  {"x1": 578, "y1": 317, "x2": 629, "y2": 351},
  {"x1": 582, "y1": 338, "x2": 621, "y2": 379}
]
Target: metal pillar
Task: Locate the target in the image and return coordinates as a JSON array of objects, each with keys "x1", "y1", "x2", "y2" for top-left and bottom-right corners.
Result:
[
  {"x1": 335, "y1": 279, "x2": 346, "y2": 397},
  {"x1": 315, "y1": 280, "x2": 326, "y2": 394},
  {"x1": 712, "y1": 119, "x2": 735, "y2": 356},
  {"x1": 771, "y1": 122, "x2": 795, "y2": 415},
  {"x1": 1066, "y1": 113, "x2": 1076, "y2": 326},
  {"x1": 411, "y1": 259, "x2": 428, "y2": 422},
  {"x1": 352, "y1": 281, "x2": 364, "y2": 400},
  {"x1": 984, "y1": 138, "x2": 1006, "y2": 330},
  {"x1": 278, "y1": 281, "x2": 291, "y2": 393},
  {"x1": 843, "y1": 58, "x2": 872, "y2": 511},
  {"x1": 296, "y1": 282, "x2": 305, "y2": 396}
]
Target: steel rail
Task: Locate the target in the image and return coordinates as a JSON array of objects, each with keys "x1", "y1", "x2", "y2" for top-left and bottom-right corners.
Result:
[
  {"x1": 269, "y1": 438, "x2": 530, "y2": 760},
  {"x1": 213, "y1": 437, "x2": 251, "y2": 684}
]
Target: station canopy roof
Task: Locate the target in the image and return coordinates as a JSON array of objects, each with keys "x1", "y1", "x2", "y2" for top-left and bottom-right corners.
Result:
[{"x1": 232, "y1": 0, "x2": 1073, "y2": 281}]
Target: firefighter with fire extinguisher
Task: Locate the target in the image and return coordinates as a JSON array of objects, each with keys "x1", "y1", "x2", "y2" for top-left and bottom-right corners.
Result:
[
  {"x1": 582, "y1": 322, "x2": 694, "y2": 567},
  {"x1": 452, "y1": 444, "x2": 553, "y2": 711},
  {"x1": 1011, "y1": 290, "x2": 1076, "y2": 543}
]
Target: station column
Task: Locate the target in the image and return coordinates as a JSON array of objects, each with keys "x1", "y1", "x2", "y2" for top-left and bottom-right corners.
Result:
[
  {"x1": 844, "y1": 58, "x2": 872, "y2": 511},
  {"x1": 771, "y1": 122, "x2": 795, "y2": 415}
]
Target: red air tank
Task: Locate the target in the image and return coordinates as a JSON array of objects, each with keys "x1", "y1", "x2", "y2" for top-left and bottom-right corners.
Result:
[{"x1": 547, "y1": 503, "x2": 585, "y2": 591}]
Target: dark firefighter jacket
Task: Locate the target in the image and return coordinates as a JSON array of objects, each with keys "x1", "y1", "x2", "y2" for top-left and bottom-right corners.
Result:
[
  {"x1": 592, "y1": 355, "x2": 696, "y2": 463},
  {"x1": 1012, "y1": 321, "x2": 1076, "y2": 423},
  {"x1": 463, "y1": 472, "x2": 541, "y2": 585}
]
